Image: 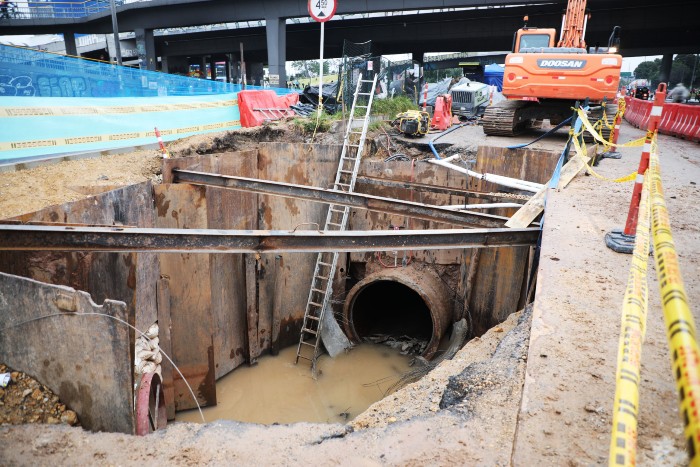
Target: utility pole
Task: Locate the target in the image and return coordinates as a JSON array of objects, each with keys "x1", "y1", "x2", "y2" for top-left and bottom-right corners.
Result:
[{"x1": 109, "y1": 0, "x2": 122, "y2": 66}]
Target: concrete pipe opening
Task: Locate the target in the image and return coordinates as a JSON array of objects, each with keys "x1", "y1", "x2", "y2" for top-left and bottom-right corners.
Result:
[{"x1": 343, "y1": 268, "x2": 452, "y2": 359}]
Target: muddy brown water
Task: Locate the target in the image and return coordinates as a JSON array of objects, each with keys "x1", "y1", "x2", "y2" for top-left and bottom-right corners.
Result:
[{"x1": 176, "y1": 344, "x2": 412, "y2": 425}]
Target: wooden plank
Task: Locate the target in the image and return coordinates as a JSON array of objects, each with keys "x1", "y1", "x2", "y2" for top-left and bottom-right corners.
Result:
[
  {"x1": 506, "y1": 149, "x2": 595, "y2": 228},
  {"x1": 154, "y1": 184, "x2": 216, "y2": 410},
  {"x1": 156, "y1": 277, "x2": 176, "y2": 421},
  {"x1": 0, "y1": 272, "x2": 133, "y2": 433}
]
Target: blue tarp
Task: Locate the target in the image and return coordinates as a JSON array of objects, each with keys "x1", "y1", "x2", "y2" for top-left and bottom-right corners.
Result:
[{"x1": 484, "y1": 64, "x2": 504, "y2": 92}]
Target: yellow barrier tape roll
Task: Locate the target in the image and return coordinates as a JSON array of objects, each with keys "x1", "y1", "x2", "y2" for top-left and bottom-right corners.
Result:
[
  {"x1": 649, "y1": 141, "x2": 700, "y2": 465},
  {"x1": 576, "y1": 108, "x2": 646, "y2": 149},
  {"x1": 609, "y1": 172, "x2": 651, "y2": 466},
  {"x1": 570, "y1": 135, "x2": 636, "y2": 183},
  {"x1": 0, "y1": 120, "x2": 241, "y2": 152}
]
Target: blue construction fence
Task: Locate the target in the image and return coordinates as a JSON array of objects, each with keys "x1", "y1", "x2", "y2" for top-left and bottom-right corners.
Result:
[{"x1": 0, "y1": 44, "x2": 297, "y2": 162}]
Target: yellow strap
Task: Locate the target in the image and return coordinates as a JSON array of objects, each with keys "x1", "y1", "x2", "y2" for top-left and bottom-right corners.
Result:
[
  {"x1": 648, "y1": 136, "x2": 700, "y2": 465},
  {"x1": 576, "y1": 108, "x2": 646, "y2": 148},
  {"x1": 608, "y1": 171, "x2": 651, "y2": 467},
  {"x1": 571, "y1": 134, "x2": 636, "y2": 183}
]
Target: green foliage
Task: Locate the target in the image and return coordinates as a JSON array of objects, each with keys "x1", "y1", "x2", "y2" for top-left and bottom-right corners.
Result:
[
  {"x1": 634, "y1": 55, "x2": 700, "y2": 88},
  {"x1": 291, "y1": 113, "x2": 336, "y2": 135},
  {"x1": 370, "y1": 96, "x2": 419, "y2": 117}
]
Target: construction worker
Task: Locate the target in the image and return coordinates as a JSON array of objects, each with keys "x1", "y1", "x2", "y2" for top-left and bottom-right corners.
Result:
[
  {"x1": 668, "y1": 82, "x2": 690, "y2": 103},
  {"x1": 0, "y1": 1, "x2": 10, "y2": 19}
]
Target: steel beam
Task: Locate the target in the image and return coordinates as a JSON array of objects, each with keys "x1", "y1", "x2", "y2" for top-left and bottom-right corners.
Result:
[
  {"x1": 355, "y1": 176, "x2": 531, "y2": 203},
  {"x1": 172, "y1": 169, "x2": 510, "y2": 228},
  {"x1": 0, "y1": 225, "x2": 540, "y2": 253}
]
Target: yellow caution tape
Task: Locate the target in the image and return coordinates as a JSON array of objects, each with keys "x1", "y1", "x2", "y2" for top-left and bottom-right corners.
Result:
[
  {"x1": 570, "y1": 134, "x2": 636, "y2": 183},
  {"x1": 609, "y1": 171, "x2": 651, "y2": 466},
  {"x1": 0, "y1": 99, "x2": 237, "y2": 118},
  {"x1": 0, "y1": 120, "x2": 241, "y2": 152},
  {"x1": 649, "y1": 140, "x2": 700, "y2": 465},
  {"x1": 576, "y1": 108, "x2": 646, "y2": 149}
]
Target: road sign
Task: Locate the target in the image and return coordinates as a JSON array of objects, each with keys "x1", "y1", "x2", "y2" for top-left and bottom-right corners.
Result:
[{"x1": 308, "y1": 0, "x2": 336, "y2": 23}]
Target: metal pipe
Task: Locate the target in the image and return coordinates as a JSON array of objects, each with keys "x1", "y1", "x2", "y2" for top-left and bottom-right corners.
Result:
[
  {"x1": 0, "y1": 225, "x2": 540, "y2": 253},
  {"x1": 173, "y1": 169, "x2": 511, "y2": 228},
  {"x1": 442, "y1": 203, "x2": 525, "y2": 210},
  {"x1": 427, "y1": 159, "x2": 542, "y2": 193}
]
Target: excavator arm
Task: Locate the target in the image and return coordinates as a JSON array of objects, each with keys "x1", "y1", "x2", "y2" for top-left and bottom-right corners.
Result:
[{"x1": 557, "y1": 0, "x2": 588, "y2": 49}]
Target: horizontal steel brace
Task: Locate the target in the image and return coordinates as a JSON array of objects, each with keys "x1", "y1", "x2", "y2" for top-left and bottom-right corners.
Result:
[
  {"x1": 355, "y1": 176, "x2": 531, "y2": 203},
  {"x1": 0, "y1": 225, "x2": 540, "y2": 253},
  {"x1": 172, "y1": 169, "x2": 510, "y2": 228}
]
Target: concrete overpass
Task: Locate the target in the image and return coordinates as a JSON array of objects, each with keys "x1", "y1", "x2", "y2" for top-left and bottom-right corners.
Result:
[{"x1": 1, "y1": 0, "x2": 698, "y2": 85}]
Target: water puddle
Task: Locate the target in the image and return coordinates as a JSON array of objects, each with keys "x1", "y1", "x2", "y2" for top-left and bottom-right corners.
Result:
[{"x1": 176, "y1": 344, "x2": 412, "y2": 425}]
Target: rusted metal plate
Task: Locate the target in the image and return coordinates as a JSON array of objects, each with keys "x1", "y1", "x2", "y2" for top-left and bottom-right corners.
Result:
[
  {"x1": 0, "y1": 272, "x2": 134, "y2": 433},
  {"x1": 467, "y1": 146, "x2": 559, "y2": 335},
  {"x1": 153, "y1": 184, "x2": 216, "y2": 410},
  {"x1": 256, "y1": 143, "x2": 342, "y2": 352},
  {"x1": 206, "y1": 152, "x2": 257, "y2": 377}
]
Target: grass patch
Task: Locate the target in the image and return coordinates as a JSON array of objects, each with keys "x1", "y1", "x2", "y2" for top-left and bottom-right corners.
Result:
[
  {"x1": 371, "y1": 96, "x2": 419, "y2": 116},
  {"x1": 291, "y1": 113, "x2": 338, "y2": 135}
]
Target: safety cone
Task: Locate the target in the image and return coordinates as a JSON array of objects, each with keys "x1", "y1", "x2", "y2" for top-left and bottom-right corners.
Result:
[
  {"x1": 605, "y1": 83, "x2": 667, "y2": 253},
  {"x1": 154, "y1": 127, "x2": 171, "y2": 159}
]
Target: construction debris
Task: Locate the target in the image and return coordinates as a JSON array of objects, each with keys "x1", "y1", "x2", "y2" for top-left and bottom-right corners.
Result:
[
  {"x1": 363, "y1": 335, "x2": 428, "y2": 356},
  {"x1": 0, "y1": 363, "x2": 80, "y2": 427}
]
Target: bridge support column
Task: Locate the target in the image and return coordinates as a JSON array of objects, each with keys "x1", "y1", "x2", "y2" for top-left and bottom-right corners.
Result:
[
  {"x1": 63, "y1": 32, "x2": 77, "y2": 57},
  {"x1": 249, "y1": 62, "x2": 264, "y2": 86},
  {"x1": 208, "y1": 56, "x2": 217, "y2": 81},
  {"x1": 134, "y1": 28, "x2": 156, "y2": 71},
  {"x1": 265, "y1": 16, "x2": 287, "y2": 87},
  {"x1": 659, "y1": 53, "x2": 673, "y2": 85}
]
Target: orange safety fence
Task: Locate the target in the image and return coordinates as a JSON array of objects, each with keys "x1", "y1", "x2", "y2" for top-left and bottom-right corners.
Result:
[{"x1": 624, "y1": 97, "x2": 700, "y2": 143}]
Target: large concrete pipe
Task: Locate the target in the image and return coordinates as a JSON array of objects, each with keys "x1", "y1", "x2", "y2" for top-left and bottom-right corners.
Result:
[{"x1": 342, "y1": 267, "x2": 453, "y2": 359}]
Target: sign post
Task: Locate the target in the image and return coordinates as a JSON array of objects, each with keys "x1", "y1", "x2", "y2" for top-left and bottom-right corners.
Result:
[{"x1": 308, "y1": 0, "x2": 337, "y2": 117}]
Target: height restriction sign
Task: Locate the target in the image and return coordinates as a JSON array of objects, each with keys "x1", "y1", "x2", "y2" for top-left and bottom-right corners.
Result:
[{"x1": 308, "y1": 0, "x2": 336, "y2": 22}]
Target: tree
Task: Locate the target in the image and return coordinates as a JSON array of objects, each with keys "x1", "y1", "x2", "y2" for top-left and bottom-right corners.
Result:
[
  {"x1": 290, "y1": 59, "x2": 340, "y2": 79},
  {"x1": 634, "y1": 59, "x2": 660, "y2": 85}
]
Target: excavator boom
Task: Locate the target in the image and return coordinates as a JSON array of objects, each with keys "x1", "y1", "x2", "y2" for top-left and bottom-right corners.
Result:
[{"x1": 557, "y1": 0, "x2": 588, "y2": 49}]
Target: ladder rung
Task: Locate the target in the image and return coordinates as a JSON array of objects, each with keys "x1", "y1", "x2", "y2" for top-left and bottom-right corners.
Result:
[
  {"x1": 339, "y1": 169, "x2": 353, "y2": 174},
  {"x1": 356, "y1": 105, "x2": 368, "y2": 108},
  {"x1": 318, "y1": 262, "x2": 332, "y2": 267},
  {"x1": 309, "y1": 301, "x2": 323, "y2": 307},
  {"x1": 360, "y1": 79, "x2": 374, "y2": 83},
  {"x1": 316, "y1": 275, "x2": 329, "y2": 281},
  {"x1": 342, "y1": 156, "x2": 357, "y2": 160},
  {"x1": 330, "y1": 207, "x2": 345, "y2": 212},
  {"x1": 357, "y1": 92, "x2": 372, "y2": 96},
  {"x1": 336, "y1": 182, "x2": 350, "y2": 186},
  {"x1": 297, "y1": 355, "x2": 312, "y2": 361},
  {"x1": 300, "y1": 341, "x2": 316, "y2": 347},
  {"x1": 306, "y1": 315, "x2": 320, "y2": 321},
  {"x1": 327, "y1": 222, "x2": 342, "y2": 227},
  {"x1": 302, "y1": 328, "x2": 318, "y2": 335},
  {"x1": 311, "y1": 287, "x2": 326, "y2": 293}
]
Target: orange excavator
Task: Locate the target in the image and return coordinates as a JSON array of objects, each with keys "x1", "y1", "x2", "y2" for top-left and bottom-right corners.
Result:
[{"x1": 482, "y1": 0, "x2": 622, "y2": 136}]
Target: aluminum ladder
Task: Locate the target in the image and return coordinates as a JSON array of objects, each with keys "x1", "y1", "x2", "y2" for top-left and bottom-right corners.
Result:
[{"x1": 295, "y1": 73, "x2": 379, "y2": 375}]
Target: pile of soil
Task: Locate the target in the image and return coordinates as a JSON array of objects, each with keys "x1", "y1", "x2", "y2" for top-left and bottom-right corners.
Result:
[{"x1": 0, "y1": 364, "x2": 79, "y2": 427}]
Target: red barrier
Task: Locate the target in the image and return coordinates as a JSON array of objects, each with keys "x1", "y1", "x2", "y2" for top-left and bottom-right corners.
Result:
[
  {"x1": 431, "y1": 94, "x2": 453, "y2": 131},
  {"x1": 238, "y1": 91, "x2": 299, "y2": 128},
  {"x1": 624, "y1": 96, "x2": 700, "y2": 143}
]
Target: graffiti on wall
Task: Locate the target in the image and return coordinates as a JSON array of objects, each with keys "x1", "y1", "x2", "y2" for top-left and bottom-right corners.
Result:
[{"x1": 0, "y1": 75, "x2": 36, "y2": 96}]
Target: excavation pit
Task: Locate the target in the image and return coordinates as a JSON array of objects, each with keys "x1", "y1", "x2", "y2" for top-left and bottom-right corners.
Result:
[{"x1": 0, "y1": 136, "x2": 560, "y2": 433}]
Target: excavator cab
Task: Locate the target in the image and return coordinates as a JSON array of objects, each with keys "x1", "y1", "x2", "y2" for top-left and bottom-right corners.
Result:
[{"x1": 513, "y1": 28, "x2": 556, "y2": 53}]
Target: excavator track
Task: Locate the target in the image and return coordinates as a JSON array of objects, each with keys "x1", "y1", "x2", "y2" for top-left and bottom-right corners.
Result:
[{"x1": 481, "y1": 100, "x2": 533, "y2": 136}]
